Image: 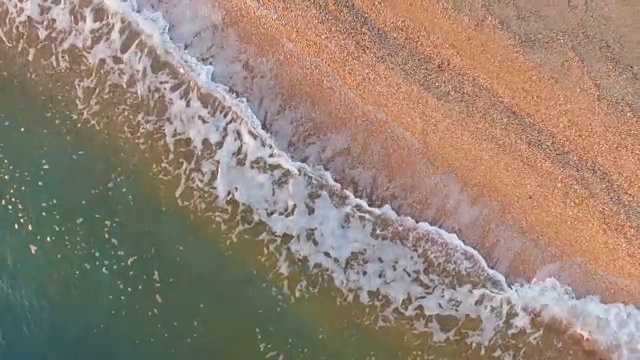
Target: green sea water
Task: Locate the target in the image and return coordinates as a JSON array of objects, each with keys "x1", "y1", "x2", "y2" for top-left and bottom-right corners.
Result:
[{"x1": 0, "y1": 66, "x2": 405, "y2": 360}]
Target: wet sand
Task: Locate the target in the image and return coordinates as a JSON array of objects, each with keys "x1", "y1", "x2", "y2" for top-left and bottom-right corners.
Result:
[{"x1": 204, "y1": 0, "x2": 640, "y2": 303}]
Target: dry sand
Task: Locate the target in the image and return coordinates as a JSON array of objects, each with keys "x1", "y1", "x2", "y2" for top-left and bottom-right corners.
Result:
[{"x1": 201, "y1": 0, "x2": 639, "y2": 304}]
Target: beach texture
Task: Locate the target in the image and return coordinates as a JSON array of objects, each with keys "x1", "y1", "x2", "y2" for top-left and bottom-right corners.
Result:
[{"x1": 207, "y1": 0, "x2": 640, "y2": 303}]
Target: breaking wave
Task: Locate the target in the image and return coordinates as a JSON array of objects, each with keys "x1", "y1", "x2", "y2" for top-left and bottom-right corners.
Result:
[{"x1": 1, "y1": 0, "x2": 638, "y2": 358}]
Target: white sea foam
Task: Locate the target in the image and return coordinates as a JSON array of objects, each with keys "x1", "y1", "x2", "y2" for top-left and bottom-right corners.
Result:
[
  {"x1": 2, "y1": 0, "x2": 640, "y2": 358},
  {"x1": 129, "y1": 0, "x2": 626, "y2": 301}
]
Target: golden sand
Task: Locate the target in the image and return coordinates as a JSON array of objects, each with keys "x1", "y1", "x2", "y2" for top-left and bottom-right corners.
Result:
[{"x1": 203, "y1": 0, "x2": 640, "y2": 304}]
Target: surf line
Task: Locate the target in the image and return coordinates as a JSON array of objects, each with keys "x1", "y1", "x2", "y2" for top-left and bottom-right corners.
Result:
[{"x1": 1, "y1": 0, "x2": 639, "y2": 358}]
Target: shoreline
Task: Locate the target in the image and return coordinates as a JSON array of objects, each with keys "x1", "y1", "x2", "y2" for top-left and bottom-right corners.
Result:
[
  {"x1": 2, "y1": 1, "x2": 636, "y2": 358},
  {"x1": 191, "y1": 0, "x2": 640, "y2": 304}
]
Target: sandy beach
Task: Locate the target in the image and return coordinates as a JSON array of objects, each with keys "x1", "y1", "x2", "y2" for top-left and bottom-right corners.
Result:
[
  {"x1": 201, "y1": 0, "x2": 640, "y2": 304},
  {"x1": 1, "y1": 0, "x2": 639, "y2": 358}
]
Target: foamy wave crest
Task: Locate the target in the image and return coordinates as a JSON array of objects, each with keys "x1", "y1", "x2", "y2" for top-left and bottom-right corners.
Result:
[{"x1": 1, "y1": 0, "x2": 639, "y2": 358}]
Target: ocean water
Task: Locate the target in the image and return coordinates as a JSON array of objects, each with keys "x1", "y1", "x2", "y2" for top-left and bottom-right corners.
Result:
[
  {"x1": 0, "y1": 0, "x2": 639, "y2": 359},
  {"x1": 0, "y1": 65, "x2": 394, "y2": 359}
]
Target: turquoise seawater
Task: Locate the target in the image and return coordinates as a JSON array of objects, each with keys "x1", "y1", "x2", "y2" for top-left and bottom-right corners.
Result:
[{"x1": 0, "y1": 68, "x2": 400, "y2": 360}]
